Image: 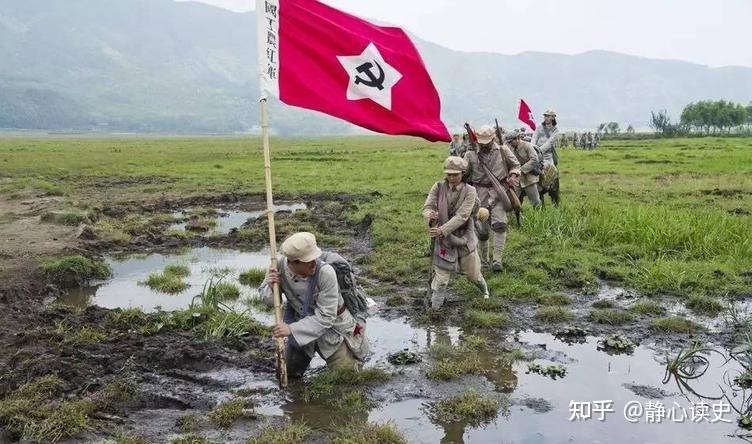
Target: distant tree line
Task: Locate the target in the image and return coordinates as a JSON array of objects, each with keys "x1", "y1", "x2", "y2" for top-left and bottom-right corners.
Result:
[{"x1": 650, "y1": 100, "x2": 752, "y2": 137}]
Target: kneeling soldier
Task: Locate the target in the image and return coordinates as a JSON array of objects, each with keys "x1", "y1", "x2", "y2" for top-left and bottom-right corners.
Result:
[
  {"x1": 423, "y1": 156, "x2": 490, "y2": 309},
  {"x1": 260, "y1": 232, "x2": 369, "y2": 378}
]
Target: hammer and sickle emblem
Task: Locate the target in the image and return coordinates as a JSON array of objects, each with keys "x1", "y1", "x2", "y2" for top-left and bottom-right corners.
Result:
[{"x1": 354, "y1": 60, "x2": 386, "y2": 90}]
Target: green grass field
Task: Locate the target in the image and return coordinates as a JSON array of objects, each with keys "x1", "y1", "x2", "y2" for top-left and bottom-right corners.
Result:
[{"x1": 1, "y1": 136, "x2": 751, "y2": 300}]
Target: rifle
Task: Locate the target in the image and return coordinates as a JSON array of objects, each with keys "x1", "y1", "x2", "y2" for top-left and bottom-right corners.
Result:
[
  {"x1": 463, "y1": 123, "x2": 478, "y2": 152},
  {"x1": 494, "y1": 119, "x2": 523, "y2": 227},
  {"x1": 464, "y1": 122, "x2": 515, "y2": 213}
]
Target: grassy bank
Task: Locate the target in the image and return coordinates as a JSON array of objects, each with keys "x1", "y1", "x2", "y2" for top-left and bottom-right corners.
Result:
[{"x1": 1, "y1": 136, "x2": 751, "y2": 299}]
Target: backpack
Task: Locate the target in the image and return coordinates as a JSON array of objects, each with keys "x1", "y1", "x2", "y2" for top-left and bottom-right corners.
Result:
[
  {"x1": 531, "y1": 146, "x2": 544, "y2": 176},
  {"x1": 320, "y1": 252, "x2": 370, "y2": 320}
]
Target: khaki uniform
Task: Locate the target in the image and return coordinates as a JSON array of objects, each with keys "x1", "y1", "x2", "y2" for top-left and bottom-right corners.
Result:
[
  {"x1": 260, "y1": 257, "x2": 369, "y2": 377},
  {"x1": 463, "y1": 143, "x2": 521, "y2": 268},
  {"x1": 422, "y1": 180, "x2": 488, "y2": 308},
  {"x1": 511, "y1": 140, "x2": 542, "y2": 208}
]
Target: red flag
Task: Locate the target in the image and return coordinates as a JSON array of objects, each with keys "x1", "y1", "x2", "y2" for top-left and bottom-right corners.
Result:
[
  {"x1": 257, "y1": 0, "x2": 450, "y2": 142},
  {"x1": 518, "y1": 99, "x2": 537, "y2": 131}
]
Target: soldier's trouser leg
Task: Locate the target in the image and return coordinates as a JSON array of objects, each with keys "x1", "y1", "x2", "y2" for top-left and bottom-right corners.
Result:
[
  {"x1": 478, "y1": 240, "x2": 490, "y2": 268},
  {"x1": 490, "y1": 204, "x2": 508, "y2": 269},
  {"x1": 286, "y1": 342, "x2": 313, "y2": 379},
  {"x1": 524, "y1": 184, "x2": 541, "y2": 208},
  {"x1": 430, "y1": 267, "x2": 452, "y2": 309},
  {"x1": 459, "y1": 251, "x2": 489, "y2": 298},
  {"x1": 326, "y1": 341, "x2": 362, "y2": 371}
]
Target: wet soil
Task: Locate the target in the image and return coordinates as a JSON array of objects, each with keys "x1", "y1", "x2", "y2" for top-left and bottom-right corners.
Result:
[{"x1": 1, "y1": 192, "x2": 751, "y2": 443}]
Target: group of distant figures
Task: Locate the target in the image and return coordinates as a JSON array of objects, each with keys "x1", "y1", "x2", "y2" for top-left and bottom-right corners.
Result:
[
  {"x1": 560, "y1": 132, "x2": 600, "y2": 150},
  {"x1": 449, "y1": 130, "x2": 600, "y2": 158}
]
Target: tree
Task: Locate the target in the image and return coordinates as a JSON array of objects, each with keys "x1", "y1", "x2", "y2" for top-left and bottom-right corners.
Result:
[
  {"x1": 597, "y1": 123, "x2": 607, "y2": 134},
  {"x1": 607, "y1": 122, "x2": 620, "y2": 134},
  {"x1": 626, "y1": 125, "x2": 635, "y2": 134},
  {"x1": 680, "y1": 100, "x2": 749, "y2": 134},
  {"x1": 650, "y1": 110, "x2": 671, "y2": 134}
]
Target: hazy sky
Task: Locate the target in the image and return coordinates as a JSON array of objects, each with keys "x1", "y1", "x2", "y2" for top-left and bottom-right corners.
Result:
[{"x1": 178, "y1": 0, "x2": 752, "y2": 68}]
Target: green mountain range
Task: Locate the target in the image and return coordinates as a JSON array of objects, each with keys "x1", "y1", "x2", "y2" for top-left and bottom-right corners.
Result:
[{"x1": 2, "y1": 0, "x2": 751, "y2": 135}]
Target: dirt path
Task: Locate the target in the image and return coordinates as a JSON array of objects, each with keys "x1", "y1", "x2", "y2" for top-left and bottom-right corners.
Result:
[{"x1": 0, "y1": 196, "x2": 83, "y2": 297}]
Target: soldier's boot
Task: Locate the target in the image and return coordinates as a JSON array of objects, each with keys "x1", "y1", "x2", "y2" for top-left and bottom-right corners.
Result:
[
  {"x1": 479, "y1": 241, "x2": 490, "y2": 269},
  {"x1": 474, "y1": 277, "x2": 490, "y2": 299},
  {"x1": 492, "y1": 227, "x2": 507, "y2": 273},
  {"x1": 431, "y1": 287, "x2": 448, "y2": 310}
]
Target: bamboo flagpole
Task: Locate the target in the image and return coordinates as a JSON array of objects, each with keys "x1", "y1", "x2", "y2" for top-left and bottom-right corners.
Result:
[{"x1": 260, "y1": 98, "x2": 288, "y2": 388}]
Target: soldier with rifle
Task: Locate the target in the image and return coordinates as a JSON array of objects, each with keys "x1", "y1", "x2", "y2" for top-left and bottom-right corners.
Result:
[
  {"x1": 463, "y1": 124, "x2": 521, "y2": 272},
  {"x1": 506, "y1": 129, "x2": 542, "y2": 208}
]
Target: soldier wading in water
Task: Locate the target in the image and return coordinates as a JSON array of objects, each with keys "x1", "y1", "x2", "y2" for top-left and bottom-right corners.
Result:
[
  {"x1": 423, "y1": 156, "x2": 491, "y2": 309},
  {"x1": 260, "y1": 232, "x2": 370, "y2": 378}
]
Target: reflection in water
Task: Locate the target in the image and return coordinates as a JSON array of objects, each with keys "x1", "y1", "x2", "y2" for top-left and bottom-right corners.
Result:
[
  {"x1": 57, "y1": 247, "x2": 272, "y2": 313},
  {"x1": 56, "y1": 249, "x2": 746, "y2": 443},
  {"x1": 169, "y1": 203, "x2": 307, "y2": 235}
]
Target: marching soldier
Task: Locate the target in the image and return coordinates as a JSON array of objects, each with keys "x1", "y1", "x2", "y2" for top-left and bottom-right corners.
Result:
[
  {"x1": 448, "y1": 134, "x2": 462, "y2": 156},
  {"x1": 423, "y1": 156, "x2": 490, "y2": 309},
  {"x1": 506, "y1": 130, "x2": 541, "y2": 208},
  {"x1": 463, "y1": 125, "x2": 521, "y2": 272}
]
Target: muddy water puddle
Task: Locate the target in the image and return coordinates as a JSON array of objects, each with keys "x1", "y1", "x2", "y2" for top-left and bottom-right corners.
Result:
[
  {"x1": 55, "y1": 251, "x2": 747, "y2": 442},
  {"x1": 59, "y1": 247, "x2": 272, "y2": 313},
  {"x1": 169, "y1": 203, "x2": 306, "y2": 235},
  {"x1": 246, "y1": 320, "x2": 742, "y2": 443}
]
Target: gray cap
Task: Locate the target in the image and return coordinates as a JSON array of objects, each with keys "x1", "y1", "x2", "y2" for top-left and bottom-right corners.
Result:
[
  {"x1": 504, "y1": 129, "x2": 522, "y2": 142},
  {"x1": 444, "y1": 156, "x2": 467, "y2": 174}
]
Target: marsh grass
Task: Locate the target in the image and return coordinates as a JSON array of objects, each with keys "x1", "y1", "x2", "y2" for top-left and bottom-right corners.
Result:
[
  {"x1": 164, "y1": 264, "x2": 190, "y2": 278},
  {"x1": 56, "y1": 323, "x2": 107, "y2": 346},
  {"x1": 650, "y1": 316, "x2": 704, "y2": 334},
  {"x1": 247, "y1": 421, "x2": 311, "y2": 444},
  {"x1": 208, "y1": 399, "x2": 249, "y2": 429},
  {"x1": 238, "y1": 268, "x2": 266, "y2": 287},
  {"x1": 425, "y1": 342, "x2": 484, "y2": 380},
  {"x1": 629, "y1": 298, "x2": 666, "y2": 315},
  {"x1": 177, "y1": 414, "x2": 200, "y2": 433},
  {"x1": 114, "y1": 430, "x2": 150, "y2": 444},
  {"x1": 430, "y1": 389, "x2": 500, "y2": 426},
  {"x1": 0, "y1": 375, "x2": 95, "y2": 443},
  {"x1": 213, "y1": 282, "x2": 241, "y2": 301},
  {"x1": 303, "y1": 368, "x2": 391, "y2": 405},
  {"x1": 587, "y1": 309, "x2": 634, "y2": 326},
  {"x1": 40, "y1": 255, "x2": 111, "y2": 288},
  {"x1": 41, "y1": 209, "x2": 91, "y2": 226},
  {"x1": 464, "y1": 309, "x2": 511, "y2": 329},
  {"x1": 538, "y1": 293, "x2": 574, "y2": 306},
  {"x1": 170, "y1": 435, "x2": 208, "y2": 444},
  {"x1": 5, "y1": 137, "x2": 751, "y2": 301},
  {"x1": 332, "y1": 421, "x2": 407, "y2": 444},
  {"x1": 592, "y1": 299, "x2": 616, "y2": 309},
  {"x1": 140, "y1": 264, "x2": 191, "y2": 294},
  {"x1": 686, "y1": 294, "x2": 726, "y2": 317},
  {"x1": 535, "y1": 306, "x2": 575, "y2": 323},
  {"x1": 385, "y1": 295, "x2": 406, "y2": 306},
  {"x1": 202, "y1": 310, "x2": 267, "y2": 339},
  {"x1": 141, "y1": 273, "x2": 189, "y2": 294}
]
